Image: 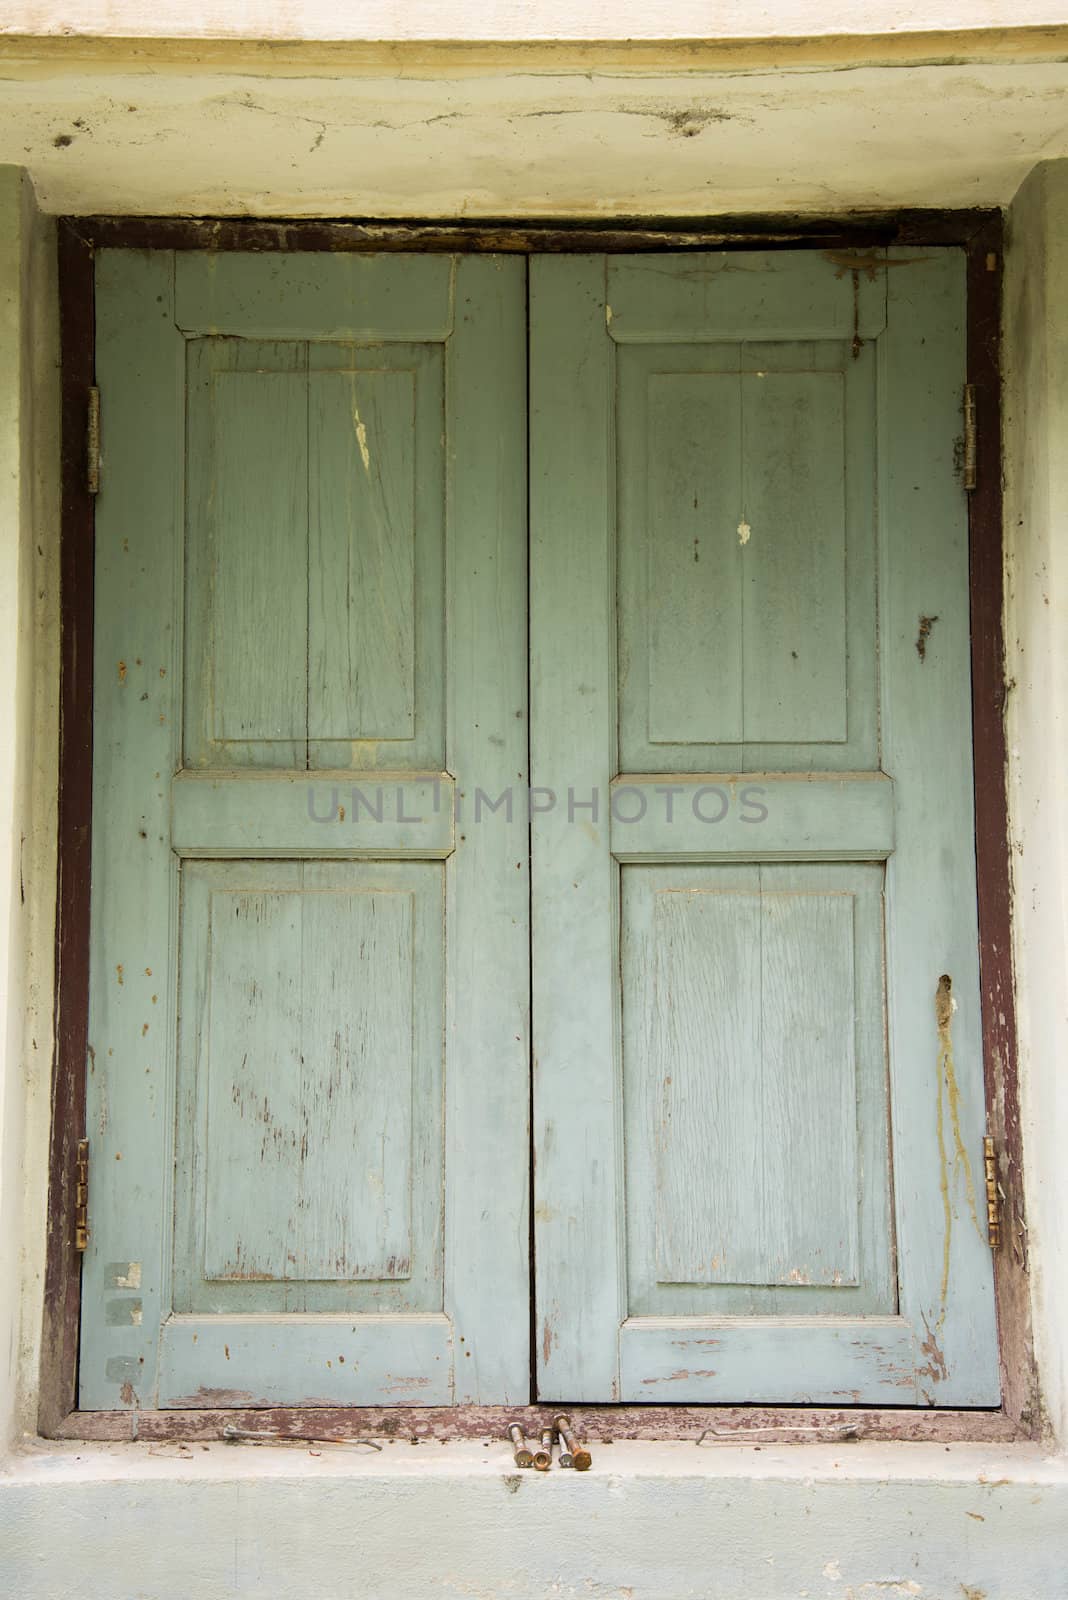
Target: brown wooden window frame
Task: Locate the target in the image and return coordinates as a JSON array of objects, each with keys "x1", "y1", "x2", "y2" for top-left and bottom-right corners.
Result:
[{"x1": 41, "y1": 209, "x2": 1037, "y2": 1446}]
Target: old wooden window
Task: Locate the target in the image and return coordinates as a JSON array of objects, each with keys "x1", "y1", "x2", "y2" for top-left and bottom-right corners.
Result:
[{"x1": 45, "y1": 224, "x2": 1026, "y2": 1437}]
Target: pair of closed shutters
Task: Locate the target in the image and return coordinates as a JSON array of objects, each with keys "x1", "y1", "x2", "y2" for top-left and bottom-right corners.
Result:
[{"x1": 79, "y1": 247, "x2": 998, "y2": 1410}]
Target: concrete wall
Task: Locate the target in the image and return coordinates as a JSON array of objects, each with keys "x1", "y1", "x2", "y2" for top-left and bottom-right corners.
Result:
[
  {"x1": 2, "y1": 115, "x2": 1068, "y2": 1599},
  {"x1": 2, "y1": 47, "x2": 1068, "y2": 218},
  {"x1": 1, "y1": 2, "x2": 1065, "y2": 42},
  {"x1": 1003, "y1": 159, "x2": 1068, "y2": 1451},
  {"x1": 0, "y1": 169, "x2": 59, "y2": 1453}
]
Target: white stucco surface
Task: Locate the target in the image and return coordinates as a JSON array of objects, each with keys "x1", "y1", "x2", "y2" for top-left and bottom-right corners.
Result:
[
  {"x1": 1004, "y1": 159, "x2": 1068, "y2": 1453},
  {"x1": 2, "y1": 32, "x2": 1068, "y2": 1590},
  {"x1": 2, "y1": 1439, "x2": 1067, "y2": 1599},
  {"x1": 0, "y1": 169, "x2": 58, "y2": 1458},
  {"x1": 1, "y1": 2, "x2": 1066, "y2": 42},
  {"x1": 1, "y1": 53, "x2": 1068, "y2": 217}
]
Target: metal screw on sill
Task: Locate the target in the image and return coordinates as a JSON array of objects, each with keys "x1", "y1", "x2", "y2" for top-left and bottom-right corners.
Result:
[
  {"x1": 554, "y1": 1414, "x2": 591, "y2": 1471},
  {"x1": 696, "y1": 1423, "x2": 862, "y2": 1445},
  {"x1": 507, "y1": 1423, "x2": 534, "y2": 1468}
]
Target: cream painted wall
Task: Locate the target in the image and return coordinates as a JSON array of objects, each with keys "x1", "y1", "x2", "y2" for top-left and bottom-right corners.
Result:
[
  {"x1": 1, "y1": 1, "x2": 1065, "y2": 42},
  {"x1": 1, "y1": 120, "x2": 1068, "y2": 1599},
  {"x1": 2, "y1": 54, "x2": 1068, "y2": 218},
  {"x1": 1003, "y1": 160, "x2": 1068, "y2": 1450},
  {"x1": 0, "y1": 171, "x2": 59, "y2": 1453}
]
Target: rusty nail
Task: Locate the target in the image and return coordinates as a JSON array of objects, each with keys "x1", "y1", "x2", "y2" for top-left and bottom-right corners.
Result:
[
  {"x1": 554, "y1": 1414, "x2": 591, "y2": 1471},
  {"x1": 507, "y1": 1423, "x2": 533, "y2": 1468}
]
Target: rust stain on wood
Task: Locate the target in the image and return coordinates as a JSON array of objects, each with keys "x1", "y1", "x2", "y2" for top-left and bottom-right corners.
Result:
[
  {"x1": 50, "y1": 1400, "x2": 1026, "y2": 1446},
  {"x1": 920, "y1": 1313, "x2": 950, "y2": 1385},
  {"x1": 916, "y1": 613, "x2": 940, "y2": 662}
]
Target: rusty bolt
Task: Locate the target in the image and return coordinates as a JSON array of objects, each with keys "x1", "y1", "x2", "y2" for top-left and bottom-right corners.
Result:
[{"x1": 555, "y1": 1414, "x2": 591, "y2": 1471}]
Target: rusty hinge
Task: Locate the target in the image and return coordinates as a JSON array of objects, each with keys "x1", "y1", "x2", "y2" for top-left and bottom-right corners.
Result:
[
  {"x1": 983, "y1": 1133, "x2": 1001, "y2": 1250},
  {"x1": 963, "y1": 383, "x2": 977, "y2": 492},
  {"x1": 74, "y1": 1137, "x2": 89, "y2": 1252},
  {"x1": 86, "y1": 386, "x2": 101, "y2": 496}
]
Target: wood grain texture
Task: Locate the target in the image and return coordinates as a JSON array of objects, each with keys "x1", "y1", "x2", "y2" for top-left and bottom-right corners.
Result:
[
  {"x1": 442, "y1": 256, "x2": 531, "y2": 1403},
  {"x1": 172, "y1": 865, "x2": 432, "y2": 1307},
  {"x1": 644, "y1": 882, "x2": 860, "y2": 1290},
  {"x1": 81, "y1": 250, "x2": 529, "y2": 1408},
  {"x1": 158, "y1": 1316, "x2": 453, "y2": 1409},
  {"x1": 60, "y1": 210, "x2": 1004, "y2": 260},
  {"x1": 622, "y1": 863, "x2": 894, "y2": 1322},
  {"x1": 40, "y1": 220, "x2": 94, "y2": 1433},
  {"x1": 184, "y1": 338, "x2": 445, "y2": 772},
  {"x1": 608, "y1": 773, "x2": 894, "y2": 862},
  {"x1": 310, "y1": 366, "x2": 416, "y2": 743},
  {"x1": 618, "y1": 337, "x2": 877, "y2": 774},
  {"x1": 535, "y1": 248, "x2": 995, "y2": 1405},
  {"x1": 643, "y1": 368, "x2": 743, "y2": 743},
  {"x1": 174, "y1": 253, "x2": 454, "y2": 341},
  {"x1": 50, "y1": 212, "x2": 1032, "y2": 1435},
  {"x1": 605, "y1": 253, "x2": 886, "y2": 344},
  {"x1": 741, "y1": 368, "x2": 846, "y2": 742},
  {"x1": 530, "y1": 257, "x2": 625, "y2": 1401},
  {"x1": 170, "y1": 771, "x2": 455, "y2": 858},
  {"x1": 185, "y1": 340, "x2": 308, "y2": 768},
  {"x1": 308, "y1": 342, "x2": 445, "y2": 768},
  {"x1": 879, "y1": 247, "x2": 1000, "y2": 1406},
  {"x1": 966, "y1": 217, "x2": 1036, "y2": 1429},
  {"x1": 53, "y1": 1400, "x2": 1024, "y2": 1445},
  {"x1": 619, "y1": 1317, "x2": 917, "y2": 1405},
  {"x1": 79, "y1": 248, "x2": 184, "y2": 1410}
]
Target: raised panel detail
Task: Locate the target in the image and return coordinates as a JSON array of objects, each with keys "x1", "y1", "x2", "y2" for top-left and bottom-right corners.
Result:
[
  {"x1": 310, "y1": 368, "x2": 416, "y2": 744},
  {"x1": 646, "y1": 373, "x2": 742, "y2": 743},
  {"x1": 741, "y1": 370, "x2": 846, "y2": 742},
  {"x1": 174, "y1": 860, "x2": 443, "y2": 1316},
  {"x1": 618, "y1": 343, "x2": 875, "y2": 773},
  {"x1": 184, "y1": 340, "x2": 444, "y2": 771},
  {"x1": 203, "y1": 358, "x2": 309, "y2": 761},
  {"x1": 622, "y1": 862, "x2": 894, "y2": 1317}
]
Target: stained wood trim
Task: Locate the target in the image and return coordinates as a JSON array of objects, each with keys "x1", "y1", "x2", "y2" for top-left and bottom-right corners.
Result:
[
  {"x1": 45, "y1": 207, "x2": 1034, "y2": 1439},
  {"x1": 39, "y1": 221, "x2": 95, "y2": 1438},
  {"x1": 965, "y1": 214, "x2": 1037, "y2": 1432},
  {"x1": 61, "y1": 209, "x2": 999, "y2": 257},
  {"x1": 51, "y1": 1404, "x2": 1024, "y2": 1446}
]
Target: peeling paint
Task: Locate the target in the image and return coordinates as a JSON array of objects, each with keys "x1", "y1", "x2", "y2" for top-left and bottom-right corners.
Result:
[
  {"x1": 106, "y1": 1261, "x2": 142, "y2": 1289},
  {"x1": 737, "y1": 519, "x2": 752, "y2": 545},
  {"x1": 916, "y1": 613, "x2": 940, "y2": 661},
  {"x1": 105, "y1": 1297, "x2": 143, "y2": 1326},
  {"x1": 933, "y1": 973, "x2": 982, "y2": 1325},
  {"x1": 352, "y1": 403, "x2": 371, "y2": 472}
]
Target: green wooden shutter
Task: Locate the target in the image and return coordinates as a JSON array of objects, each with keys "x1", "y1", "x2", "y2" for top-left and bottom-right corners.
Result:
[
  {"x1": 80, "y1": 251, "x2": 530, "y2": 1408},
  {"x1": 530, "y1": 250, "x2": 1000, "y2": 1405}
]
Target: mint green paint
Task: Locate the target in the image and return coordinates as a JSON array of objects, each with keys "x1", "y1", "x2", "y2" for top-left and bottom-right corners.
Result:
[
  {"x1": 617, "y1": 337, "x2": 878, "y2": 773},
  {"x1": 170, "y1": 863, "x2": 443, "y2": 1316},
  {"x1": 82, "y1": 251, "x2": 530, "y2": 1407},
  {"x1": 531, "y1": 250, "x2": 998, "y2": 1405},
  {"x1": 169, "y1": 771, "x2": 456, "y2": 857},
  {"x1": 86, "y1": 245, "x2": 994, "y2": 1409},
  {"x1": 183, "y1": 336, "x2": 445, "y2": 771},
  {"x1": 607, "y1": 773, "x2": 894, "y2": 862},
  {"x1": 621, "y1": 863, "x2": 894, "y2": 1327}
]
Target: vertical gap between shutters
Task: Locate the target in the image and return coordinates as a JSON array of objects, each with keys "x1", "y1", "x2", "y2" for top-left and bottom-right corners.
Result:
[{"x1": 525, "y1": 257, "x2": 538, "y2": 1403}]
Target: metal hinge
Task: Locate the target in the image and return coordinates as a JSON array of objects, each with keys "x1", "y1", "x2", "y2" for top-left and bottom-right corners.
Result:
[
  {"x1": 983, "y1": 1134, "x2": 1001, "y2": 1250},
  {"x1": 86, "y1": 386, "x2": 101, "y2": 496},
  {"x1": 963, "y1": 383, "x2": 977, "y2": 492},
  {"x1": 74, "y1": 1137, "x2": 89, "y2": 1252}
]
